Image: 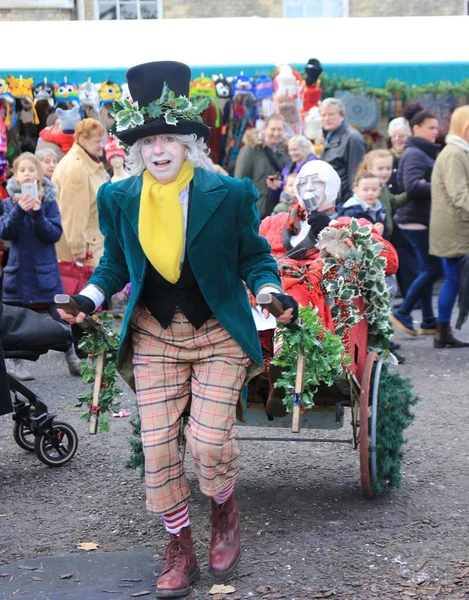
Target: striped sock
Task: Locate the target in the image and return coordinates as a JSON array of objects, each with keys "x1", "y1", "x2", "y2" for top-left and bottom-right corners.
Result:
[
  {"x1": 213, "y1": 481, "x2": 235, "y2": 505},
  {"x1": 162, "y1": 503, "x2": 190, "y2": 535}
]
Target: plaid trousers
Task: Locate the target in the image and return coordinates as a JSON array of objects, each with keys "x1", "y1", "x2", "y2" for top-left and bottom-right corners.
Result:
[{"x1": 130, "y1": 306, "x2": 251, "y2": 515}]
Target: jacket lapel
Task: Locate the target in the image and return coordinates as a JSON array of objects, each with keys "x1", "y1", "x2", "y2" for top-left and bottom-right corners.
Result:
[
  {"x1": 188, "y1": 168, "x2": 227, "y2": 245},
  {"x1": 112, "y1": 174, "x2": 143, "y2": 239}
]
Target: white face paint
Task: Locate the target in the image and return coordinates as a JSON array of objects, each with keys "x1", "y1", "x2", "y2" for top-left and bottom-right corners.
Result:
[{"x1": 296, "y1": 174, "x2": 326, "y2": 213}]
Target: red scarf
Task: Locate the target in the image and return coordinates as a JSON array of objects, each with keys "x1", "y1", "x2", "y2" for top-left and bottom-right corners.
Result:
[{"x1": 285, "y1": 201, "x2": 306, "y2": 235}]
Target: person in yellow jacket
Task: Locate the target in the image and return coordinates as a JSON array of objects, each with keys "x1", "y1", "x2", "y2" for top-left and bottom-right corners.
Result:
[
  {"x1": 52, "y1": 118, "x2": 108, "y2": 372},
  {"x1": 52, "y1": 118, "x2": 107, "y2": 269}
]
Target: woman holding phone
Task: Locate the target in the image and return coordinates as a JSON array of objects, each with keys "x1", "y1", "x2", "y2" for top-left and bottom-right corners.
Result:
[{"x1": 0, "y1": 152, "x2": 69, "y2": 380}]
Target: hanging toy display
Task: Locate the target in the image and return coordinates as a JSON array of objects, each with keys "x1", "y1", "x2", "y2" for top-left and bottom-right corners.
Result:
[
  {"x1": 190, "y1": 75, "x2": 222, "y2": 163},
  {"x1": 255, "y1": 73, "x2": 275, "y2": 124},
  {"x1": 33, "y1": 78, "x2": 55, "y2": 129},
  {"x1": 79, "y1": 79, "x2": 101, "y2": 118},
  {"x1": 212, "y1": 74, "x2": 232, "y2": 168},
  {"x1": 224, "y1": 73, "x2": 256, "y2": 176},
  {"x1": 33, "y1": 78, "x2": 55, "y2": 107},
  {"x1": 99, "y1": 79, "x2": 122, "y2": 105},
  {"x1": 8, "y1": 75, "x2": 40, "y2": 125},
  {"x1": 54, "y1": 77, "x2": 80, "y2": 107},
  {"x1": 273, "y1": 64, "x2": 304, "y2": 136},
  {"x1": 303, "y1": 58, "x2": 323, "y2": 113},
  {"x1": 0, "y1": 109, "x2": 8, "y2": 182},
  {"x1": 98, "y1": 79, "x2": 121, "y2": 134},
  {"x1": 0, "y1": 78, "x2": 16, "y2": 127}
]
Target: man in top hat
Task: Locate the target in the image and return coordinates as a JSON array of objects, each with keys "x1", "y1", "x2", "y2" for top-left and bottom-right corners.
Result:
[{"x1": 57, "y1": 61, "x2": 298, "y2": 598}]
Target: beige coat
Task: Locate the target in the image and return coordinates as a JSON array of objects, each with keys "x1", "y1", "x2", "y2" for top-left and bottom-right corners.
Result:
[
  {"x1": 430, "y1": 143, "x2": 469, "y2": 258},
  {"x1": 52, "y1": 143, "x2": 108, "y2": 267}
]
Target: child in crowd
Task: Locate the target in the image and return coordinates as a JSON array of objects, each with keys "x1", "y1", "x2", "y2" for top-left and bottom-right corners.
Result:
[
  {"x1": 339, "y1": 171, "x2": 387, "y2": 235},
  {"x1": 0, "y1": 152, "x2": 78, "y2": 380},
  {"x1": 357, "y1": 149, "x2": 408, "y2": 239},
  {"x1": 35, "y1": 147, "x2": 58, "y2": 179},
  {"x1": 272, "y1": 172, "x2": 297, "y2": 214}
]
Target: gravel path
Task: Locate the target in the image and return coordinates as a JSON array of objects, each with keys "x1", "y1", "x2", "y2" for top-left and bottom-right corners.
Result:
[{"x1": 1, "y1": 313, "x2": 469, "y2": 599}]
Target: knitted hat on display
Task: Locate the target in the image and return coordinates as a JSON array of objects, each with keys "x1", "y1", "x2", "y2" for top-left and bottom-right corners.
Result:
[
  {"x1": 105, "y1": 137, "x2": 126, "y2": 162},
  {"x1": 110, "y1": 61, "x2": 211, "y2": 146},
  {"x1": 255, "y1": 74, "x2": 273, "y2": 100},
  {"x1": 305, "y1": 58, "x2": 323, "y2": 86}
]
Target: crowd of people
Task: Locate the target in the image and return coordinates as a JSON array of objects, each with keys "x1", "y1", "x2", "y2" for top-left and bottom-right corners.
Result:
[{"x1": 1, "y1": 58, "x2": 469, "y2": 599}]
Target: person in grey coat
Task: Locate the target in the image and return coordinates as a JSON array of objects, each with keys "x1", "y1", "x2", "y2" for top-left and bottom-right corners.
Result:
[{"x1": 320, "y1": 97, "x2": 366, "y2": 206}]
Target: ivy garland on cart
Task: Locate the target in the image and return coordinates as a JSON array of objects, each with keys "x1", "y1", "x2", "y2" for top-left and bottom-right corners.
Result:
[
  {"x1": 319, "y1": 219, "x2": 394, "y2": 354},
  {"x1": 271, "y1": 306, "x2": 350, "y2": 413}
]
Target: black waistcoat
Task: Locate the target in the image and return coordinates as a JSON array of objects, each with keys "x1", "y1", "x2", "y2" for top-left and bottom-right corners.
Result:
[
  {"x1": 141, "y1": 252, "x2": 213, "y2": 329},
  {"x1": 140, "y1": 187, "x2": 213, "y2": 329}
]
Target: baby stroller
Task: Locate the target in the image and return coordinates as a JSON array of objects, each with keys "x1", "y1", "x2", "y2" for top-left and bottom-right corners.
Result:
[{"x1": 0, "y1": 303, "x2": 79, "y2": 467}]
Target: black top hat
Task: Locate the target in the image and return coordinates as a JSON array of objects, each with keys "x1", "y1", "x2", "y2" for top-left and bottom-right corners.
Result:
[{"x1": 112, "y1": 61, "x2": 211, "y2": 146}]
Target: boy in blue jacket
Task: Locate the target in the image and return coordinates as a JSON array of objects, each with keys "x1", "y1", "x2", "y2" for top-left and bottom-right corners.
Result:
[{"x1": 339, "y1": 171, "x2": 386, "y2": 236}]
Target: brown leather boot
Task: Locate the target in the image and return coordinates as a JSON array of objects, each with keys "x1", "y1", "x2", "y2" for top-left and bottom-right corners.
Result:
[
  {"x1": 156, "y1": 526, "x2": 200, "y2": 598},
  {"x1": 434, "y1": 323, "x2": 469, "y2": 349},
  {"x1": 209, "y1": 495, "x2": 241, "y2": 578}
]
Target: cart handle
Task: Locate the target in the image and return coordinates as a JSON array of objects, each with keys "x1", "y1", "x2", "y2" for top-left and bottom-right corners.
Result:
[
  {"x1": 54, "y1": 293, "x2": 100, "y2": 330},
  {"x1": 255, "y1": 292, "x2": 285, "y2": 318}
]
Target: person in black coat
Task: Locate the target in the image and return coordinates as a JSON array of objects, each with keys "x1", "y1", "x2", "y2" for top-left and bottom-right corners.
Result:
[
  {"x1": 391, "y1": 103, "x2": 443, "y2": 337},
  {"x1": 320, "y1": 97, "x2": 366, "y2": 206}
]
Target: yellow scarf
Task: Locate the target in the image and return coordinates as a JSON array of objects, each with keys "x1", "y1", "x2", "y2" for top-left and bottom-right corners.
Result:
[{"x1": 139, "y1": 161, "x2": 194, "y2": 284}]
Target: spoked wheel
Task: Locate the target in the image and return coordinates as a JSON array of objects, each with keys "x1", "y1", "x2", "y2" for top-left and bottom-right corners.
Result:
[
  {"x1": 13, "y1": 421, "x2": 36, "y2": 452},
  {"x1": 359, "y1": 352, "x2": 382, "y2": 498},
  {"x1": 34, "y1": 420, "x2": 78, "y2": 467}
]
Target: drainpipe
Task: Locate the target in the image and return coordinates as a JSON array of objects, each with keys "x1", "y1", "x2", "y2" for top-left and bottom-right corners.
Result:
[{"x1": 76, "y1": 0, "x2": 85, "y2": 20}]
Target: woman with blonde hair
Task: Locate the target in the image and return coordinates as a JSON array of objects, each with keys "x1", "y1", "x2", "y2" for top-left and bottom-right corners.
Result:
[{"x1": 429, "y1": 105, "x2": 469, "y2": 348}]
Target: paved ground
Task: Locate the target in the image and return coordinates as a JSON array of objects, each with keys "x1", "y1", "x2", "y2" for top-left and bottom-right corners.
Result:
[{"x1": 1, "y1": 310, "x2": 469, "y2": 599}]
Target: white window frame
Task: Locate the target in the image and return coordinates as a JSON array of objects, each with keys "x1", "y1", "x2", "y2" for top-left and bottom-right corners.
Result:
[
  {"x1": 94, "y1": 0, "x2": 163, "y2": 19},
  {"x1": 0, "y1": 0, "x2": 73, "y2": 7},
  {"x1": 283, "y1": 0, "x2": 348, "y2": 18}
]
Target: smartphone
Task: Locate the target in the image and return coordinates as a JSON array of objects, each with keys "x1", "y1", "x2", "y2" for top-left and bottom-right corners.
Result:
[{"x1": 21, "y1": 181, "x2": 38, "y2": 199}]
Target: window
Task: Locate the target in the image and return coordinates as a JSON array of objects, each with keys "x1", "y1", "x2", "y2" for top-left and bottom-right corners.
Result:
[
  {"x1": 95, "y1": 0, "x2": 161, "y2": 20},
  {"x1": 283, "y1": 0, "x2": 347, "y2": 18}
]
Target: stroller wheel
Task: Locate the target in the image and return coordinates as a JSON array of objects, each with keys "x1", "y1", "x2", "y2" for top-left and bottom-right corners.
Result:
[
  {"x1": 13, "y1": 421, "x2": 36, "y2": 452},
  {"x1": 34, "y1": 420, "x2": 78, "y2": 467}
]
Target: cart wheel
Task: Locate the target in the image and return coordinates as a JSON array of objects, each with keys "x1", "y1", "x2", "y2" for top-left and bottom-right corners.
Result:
[
  {"x1": 34, "y1": 420, "x2": 78, "y2": 467},
  {"x1": 359, "y1": 352, "x2": 379, "y2": 498},
  {"x1": 13, "y1": 421, "x2": 36, "y2": 452}
]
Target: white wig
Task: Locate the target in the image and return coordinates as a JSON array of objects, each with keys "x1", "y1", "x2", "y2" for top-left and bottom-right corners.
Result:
[
  {"x1": 293, "y1": 160, "x2": 341, "y2": 211},
  {"x1": 125, "y1": 133, "x2": 213, "y2": 176},
  {"x1": 388, "y1": 117, "x2": 412, "y2": 138}
]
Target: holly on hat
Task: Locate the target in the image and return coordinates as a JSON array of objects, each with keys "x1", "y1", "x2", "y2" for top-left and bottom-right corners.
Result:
[{"x1": 109, "y1": 61, "x2": 211, "y2": 146}]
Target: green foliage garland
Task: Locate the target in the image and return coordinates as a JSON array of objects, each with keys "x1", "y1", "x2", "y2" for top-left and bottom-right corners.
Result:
[
  {"x1": 373, "y1": 366, "x2": 419, "y2": 494},
  {"x1": 75, "y1": 313, "x2": 122, "y2": 432},
  {"x1": 125, "y1": 411, "x2": 145, "y2": 478},
  {"x1": 272, "y1": 306, "x2": 350, "y2": 412},
  {"x1": 109, "y1": 81, "x2": 211, "y2": 137},
  {"x1": 320, "y1": 219, "x2": 394, "y2": 354},
  {"x1": 318, "y1": 72, "x2": 469, "y2": 102}
]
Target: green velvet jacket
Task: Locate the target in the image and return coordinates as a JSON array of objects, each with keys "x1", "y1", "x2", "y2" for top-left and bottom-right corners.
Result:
[{"x1": 88, "y1": 167, "x2": 282, "y2": 390}]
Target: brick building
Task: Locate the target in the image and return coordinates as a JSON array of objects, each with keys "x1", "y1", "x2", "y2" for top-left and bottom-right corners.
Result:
[{"x1": 0, "y1": 0, "x2": 466, "y2": 21}]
